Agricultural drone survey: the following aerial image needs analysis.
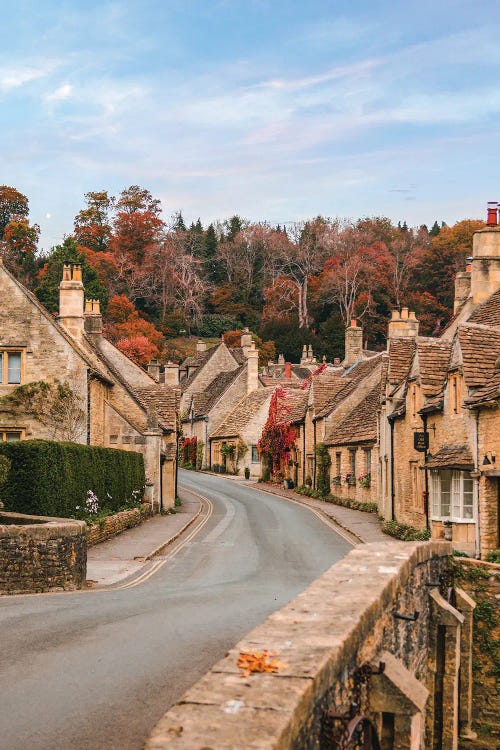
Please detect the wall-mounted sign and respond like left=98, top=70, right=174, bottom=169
left=414, top=432, right=429, bottom=452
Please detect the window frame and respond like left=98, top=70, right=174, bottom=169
left=430, top=469, right=475, bottom=522
left=0, top=348, right=24, bottom=385
left=251, top=445, right=259, bottom=463
left=0, top=428, right=24, bottom=442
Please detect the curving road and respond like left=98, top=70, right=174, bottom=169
left=0, top=471, right=351, bottom=750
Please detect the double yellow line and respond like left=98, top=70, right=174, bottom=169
left=111, top=492, right=214, bottom=591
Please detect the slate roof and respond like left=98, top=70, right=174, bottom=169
left=416, top=338, right=452, bottom=397
left=467, top=288, right=500, bottom=326
left=133, top=386, right=179, bottom=432
left=210, top=388, right=274, bottom=439
left=457, top=324, right=500, bottom=388
left=277, top=388, right=309, bottom=425
left=387, top=338, right=416, bottom=386
left=188, top=369, right=242, bottom=419
left=425, top=445, right=474, bottom=470
left=86, top=335, right=179, bottom=432
left=325, top=384, right=381, bottom=446
left=315, top=353, right=384, bottom=419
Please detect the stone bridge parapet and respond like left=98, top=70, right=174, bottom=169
left=146, top=541, right=475, bottom=749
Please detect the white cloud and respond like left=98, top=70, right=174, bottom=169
left=0, top=60, right=59, bottom=91
left=45, top=83, right=73, bottom=102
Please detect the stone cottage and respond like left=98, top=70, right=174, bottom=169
left=0, top=260, right=178, bottom=510
left=379, top=206, right=500, bottom=557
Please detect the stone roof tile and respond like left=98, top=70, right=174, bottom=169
left=210, top=388, right=274, bottom=439
left=424, top=444, right=474, bottom=470
left=458, top=324, right=500, bottom=388
left=388, top=338, right=416, bottom=386
left=467, top=289, right=500, bottom=326
left=325, top=384, right=381, bottom=446
left=417, top=338, right=452, bottom=396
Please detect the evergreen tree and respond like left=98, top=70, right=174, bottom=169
left=429, top=221, right=441, bottom=237
left=35, top=238, right=109, bottom=314
left=173, top=210, right=186, bottom=231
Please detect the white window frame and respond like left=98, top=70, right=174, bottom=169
left=0, top=349, right=23, bottom=385
left=430, top=469, right=475, bottom=522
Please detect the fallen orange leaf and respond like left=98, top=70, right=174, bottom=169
left=237, top=649, right=287, bottom=677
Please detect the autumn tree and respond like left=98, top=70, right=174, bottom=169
left=74, top=190, right=115, bottom=253
left=2, top=218, right=40, bottom=286
left=0, top=186, right=29, bottom=237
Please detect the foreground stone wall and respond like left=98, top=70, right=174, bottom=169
left=0, top=511, right=87, bottom=594
left=454, top=558, right=500, bottom=749
left=146, top=541, right=468, bottom=750
left=86, top=503, right=153, bottom=547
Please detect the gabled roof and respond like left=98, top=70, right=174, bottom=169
left=133, top=386, right=179, bottom=432
left=311, top=372, right=346, bottom=416
left=416, top=338, right=452, bottom=397
left=467, top=288, right=500, bottom=326
left=325, top=384, right=381, bottom=446
left=457, top=324, right=500, bottom=388
left=188, top=369, right=242, bottom=419
left=179, top=346, right=218, bottom=390
left=387, top=338, right=416, bottom=387
left=210, top=388, right=274, bottom=439
left=277, top=388, right=309, bottom=425
left=464, top=370, right=500, bottom=408
left=315, top=353, right=384, bottom=420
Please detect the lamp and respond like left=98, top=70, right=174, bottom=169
left=482, top=455, right=491, bottom=466
left=482, top=452, right=496, bottom=466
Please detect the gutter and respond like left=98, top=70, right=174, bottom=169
left=421, top=413, right=430, bottom=530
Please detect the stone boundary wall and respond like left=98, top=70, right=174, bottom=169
left=0, top=511, right=87, bottom=594
left=86, top=503, right=153, bottom=547
left=454, top=557, right=500, bottom=749
left=146, top=541, right=452, bottom=750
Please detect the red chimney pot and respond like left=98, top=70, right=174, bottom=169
left=284, top=361, right=292, bottom=379
left=486, top=202, right=498, bottom=227
left=350, top=318, right=357, bottom=327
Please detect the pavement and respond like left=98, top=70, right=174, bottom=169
left=86, top=491, right=202, bottom=586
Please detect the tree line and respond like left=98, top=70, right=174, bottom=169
left=0, top=184, right=484, bottom=364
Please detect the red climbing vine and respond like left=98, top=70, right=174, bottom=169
left=257, top=388, right=296, bottom=479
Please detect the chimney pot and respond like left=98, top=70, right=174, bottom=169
left=63, top=263, right=72, bottom=281
left=284, top=362, right=292, bottom=379
left=72, top=263, right=83, bottom=282
left=350, top=318, right=357, bottom=327
left=391, top=310, right=399, bottom=320
left=408, top=310, right=416, bottom=321
left=85, top=299, right=92, bottom=313
left=401, top=307, right=409, bottom=320
left=486, top=201, right=498, bottom=227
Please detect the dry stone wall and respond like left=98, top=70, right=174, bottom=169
left=86, top=503, right=153, bottom=547
left=0, top=511, right=87, bottom=594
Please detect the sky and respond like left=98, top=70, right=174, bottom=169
left=1, top=0, right=499, bottom=250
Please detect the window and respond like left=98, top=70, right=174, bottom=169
left=349, top=449, right=356, bottom=475
left=364, top=449, right=371, bottom=473
left=431, top=470, right=474, bottom=520
left=0, top=350, right=22, bottom=384
left=335, top=452, right=341, bottom=476
left=449, top=374, right=461, bottom=414
left=0, top=430, right=22, bottom=442
left=251, top=445, right=259, bottom=463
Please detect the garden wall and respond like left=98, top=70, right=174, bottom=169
left=86, top=503, right=153, bottom=547
left=0, top=511, right=87, bottom=594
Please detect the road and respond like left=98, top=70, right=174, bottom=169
left=0, top=471, right=351, bottom=750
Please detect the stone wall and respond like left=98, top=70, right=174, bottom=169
left=86, top=503, right=153, bottom=547
left=454, top=558, right=500, bottom=749
left=146, top=541, right=473, bottom=750
left=0, top=511, right=87, bottom=594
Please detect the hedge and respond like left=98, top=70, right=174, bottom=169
left=0, top=440, right=145, bottom=518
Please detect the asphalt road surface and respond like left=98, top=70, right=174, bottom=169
left=0, top=471, right=351, bottom=750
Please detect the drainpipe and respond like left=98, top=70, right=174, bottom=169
left=174, top=424, right=179, bottom=506
left=422, top=413, right=430, bottom=530
left=209, top=437, right=212, bottom=470
left=474, top=410, right=481, bottom=559
left=302, top=421, right=306, bottom=487
left=204, top=417, right=209, bottom=470
left=313, top=419, right=317, bottom=489
left=389, top=416, right=395, bottom=521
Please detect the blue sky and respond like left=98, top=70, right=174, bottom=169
left=1, top=0, right=499, bottom=250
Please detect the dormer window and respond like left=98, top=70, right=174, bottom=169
left=0, top=350, right=23, bottom=385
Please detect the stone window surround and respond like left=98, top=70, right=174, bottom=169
left=0, top=347, right=24, bottom=385
left=430, top=469, right=475, bottom=522
left=251, top=445, right=259, bottom=463
left=0, top=428, right=24, bottom=442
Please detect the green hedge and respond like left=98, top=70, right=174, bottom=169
left=0, top=440, right=145, bottom=518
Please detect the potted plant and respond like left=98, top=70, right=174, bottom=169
left=345, top=472, right=356, bottom=486
left=305, top=475, right=313, bottom=487
left=331, top=475, right=341, bottom=487
left=443, top=520, right=453, bottom=541
left=244, top=467, right=250, bottom=480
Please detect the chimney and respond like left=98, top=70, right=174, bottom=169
left=240, top=327, right=252, bottom=350
left=84, top=298, right=103, bottom=335
left=147, top=359, right=161, bottom=382
left=387, top=309, right=419, bottom=341
left=307, top=345, right=313, bottom=362
left=196, top=339, right=207, bottom=353
left=343, top=319, right=363, bottom=366
left=59, top=262, right=85, bottom=338
left=454, top=265, right=472, bottom=313
left=471, top=203, right=500, bottom=304
left=246, top=341, right=259, bottom=393
left=284, top=361, right=292, bottom=379
left=300, top=344, right=308, bottom=364
left=164, top=361, right=180, bottom=386
left=277, top=353, right=285, bottom=365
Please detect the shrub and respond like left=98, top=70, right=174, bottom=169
left=315, top=443, right=331, bottom=496
left=382, top=519, right=431, bottom=541
left=0, top=440, right=145, bottom=519
left=485, top=549, right=500, bottom=564
left=0, top=455, right=11, bottom=489
left=196, top=440, right=204, bottom=471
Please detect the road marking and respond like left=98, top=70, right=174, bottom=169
left=111, top=492, right=214, bottom=590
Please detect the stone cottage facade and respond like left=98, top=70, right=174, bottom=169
left=0, top=260, right=178, bottom=510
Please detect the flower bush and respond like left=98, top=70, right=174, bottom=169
left=358, top=472, right=371, bottom=489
